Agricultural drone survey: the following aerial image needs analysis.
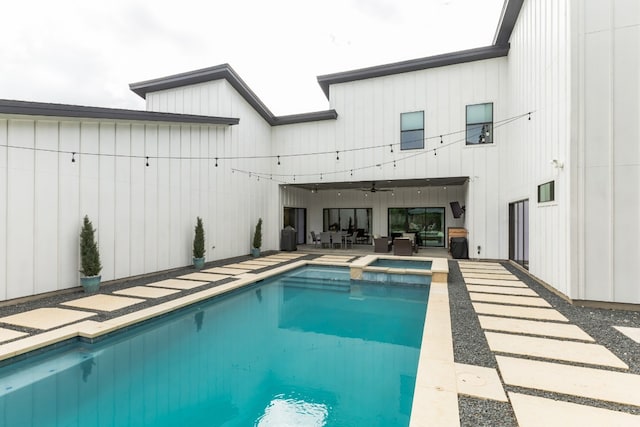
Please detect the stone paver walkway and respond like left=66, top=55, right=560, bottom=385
left=459, top=261, right=640, bottom=427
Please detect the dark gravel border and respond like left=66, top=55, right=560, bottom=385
left=449, top=260, right=640, bottom=426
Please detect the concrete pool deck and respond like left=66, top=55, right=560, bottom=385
left=0, top=253, right=638, bottom=426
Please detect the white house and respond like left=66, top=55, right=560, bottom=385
left=0, top=0, right=638, bottom=306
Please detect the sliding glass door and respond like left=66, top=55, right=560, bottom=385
left=388, top=207, right=445, bottom=247
left=322, top=208, right=372, bottom=243
left=509, top=200, right=529, bottom=269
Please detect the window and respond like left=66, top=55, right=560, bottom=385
left=538, top=181, right=555, bottom=203
left=466, top=103, right=493, bottom=145
left=323, top=208, right=372, bottom=236
left=401, top=111, right=424, bottom=150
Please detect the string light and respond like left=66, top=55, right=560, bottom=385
left=277, top=155, right=280, bottom=165
left=1, top=111, right=533, bottom=174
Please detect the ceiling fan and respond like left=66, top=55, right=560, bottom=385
left=359, top=181, right=393, bottom=193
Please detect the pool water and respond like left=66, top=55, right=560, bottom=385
left=369, top=259, right=433, bottom=270
left=0, top=266, right=429, bottom=427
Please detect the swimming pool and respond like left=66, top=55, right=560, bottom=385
left=0, top=265, right=429, bottom=426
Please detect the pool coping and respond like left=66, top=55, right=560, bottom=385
left=0, top=257, right=457, bottom=426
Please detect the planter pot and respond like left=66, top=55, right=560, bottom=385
left=80, top=275, right=101, bottom=293
left=251, top=248, right=260, bottom=258
left=193, top=257, right=205, bottom=270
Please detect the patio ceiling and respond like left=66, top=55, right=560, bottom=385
left=285, top=176, right=469, bottom=192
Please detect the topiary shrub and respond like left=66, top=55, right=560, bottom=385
left=80, top=215, right=102, bottom=277
left=252, top=218, right=263, bottom=249
left=193, top=217, right=205, bottom=259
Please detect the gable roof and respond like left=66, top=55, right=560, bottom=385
left=0, top=99, right=239, bottom=125
left=316, top=0, right=524, bottom=99
left=317, top=44, right=510, bottom=99
left=129, top=64, right=338, bottom=126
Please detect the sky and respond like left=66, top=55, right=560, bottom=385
left=1, top=0, right=505, bottom=116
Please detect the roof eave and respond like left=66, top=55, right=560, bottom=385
left=317, top=44, right=510, bottom=99
left=493, top=0, right=525, bottom=45
left=0, top=99, right=239, bottom=125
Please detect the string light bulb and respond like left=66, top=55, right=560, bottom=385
left=215, top=157, right=218, bottom=167
left=145, top=156, right=149, bottom=167
left=336, top=151, right=340, bottom=161
left=277, top=155, right=280, bottom=166
left=71, top=152, right=76, bottom=163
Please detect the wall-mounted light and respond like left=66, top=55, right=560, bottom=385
left=551, top=159, right=564, bottom=169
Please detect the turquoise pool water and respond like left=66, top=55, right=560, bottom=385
left=369, top=259, right=433, bottom=270
left=0, top=266, right=429, bottom=426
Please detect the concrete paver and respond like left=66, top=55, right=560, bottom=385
left=62, top=294, right=145, bottom=312
left=508, top=392, right=640, bottom=427
left=0, top=308, right=96, bottom=330
left=478, top=316, right=594, bottom=341
left=497, top=356, right=640, bottom=407
left=466, top=284, right=539, bottom=297
left=485, top=332, right=628, bottom=369
left=472, top=302, right=569, bottom=322
left=469, top=292, right=551, bottom=307
left=463, top=277, right=528, bottom=287
left=454, top=363, right=507, bottom=402
left=114, top=286, right=181, bottom=299
left=177, top=272, right=230, bottom=282
left=0, top=328, right=28, bottom=343
left=614, top=326, right=640, bottom=344
left=147, top=279, right=209, bottom=290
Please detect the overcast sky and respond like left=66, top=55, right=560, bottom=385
left=1, top=0, right=505, bottom=116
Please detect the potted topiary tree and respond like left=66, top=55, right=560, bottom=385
left=79, top=215, right=102, bottom=293
left=251, top=218, right=262, bottom=257
left=193, top=216, right=205, bottom=269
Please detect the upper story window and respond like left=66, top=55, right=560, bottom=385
left=538, top=181, right=555, bottom=203
left=401, top=111, right=424, bottom=150
left=466, top=103, right=493, bottom=145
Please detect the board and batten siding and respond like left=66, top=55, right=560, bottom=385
left=272, top=57, right=508, bottom=258
left=0, top=116, right=276, bottom=301
left=504, top=0, right=572, bottom=297
left=573, top=0, right=640, bottom=303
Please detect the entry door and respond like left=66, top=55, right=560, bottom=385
left=283, top=207, right=307, bottom=244
left=509, top=200, right=529, bottom=269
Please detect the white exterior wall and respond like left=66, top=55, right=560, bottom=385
left=505, top=0, right=573, bottom=296
left=145, top=78, right=280, bottom=257
left=273, top=58, right=508, bottom=257
left=0, top=116, right=275, bottom=300
left=572, top=0, right=640, bottom=303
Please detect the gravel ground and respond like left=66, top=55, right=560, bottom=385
left=449, top=260, right=640, bottom=426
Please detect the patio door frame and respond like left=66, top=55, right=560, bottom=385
left=508, top=199, right=529, bottom=269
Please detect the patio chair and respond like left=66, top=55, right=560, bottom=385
left=374, top=237, right=392, bottom=253
left=393, top=238, right=413, bottom=256
left=320, top=232, right=332, bottom=248
left=344, top=233, right=354, bottom=249
left=310, top=231, right=321, bottom=247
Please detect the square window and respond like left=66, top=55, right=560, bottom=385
left=401, top=111, right=424, bottom=150
left=538, top=181, right=555, bottom=203
left=466, top=103, right=493, bottom=145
